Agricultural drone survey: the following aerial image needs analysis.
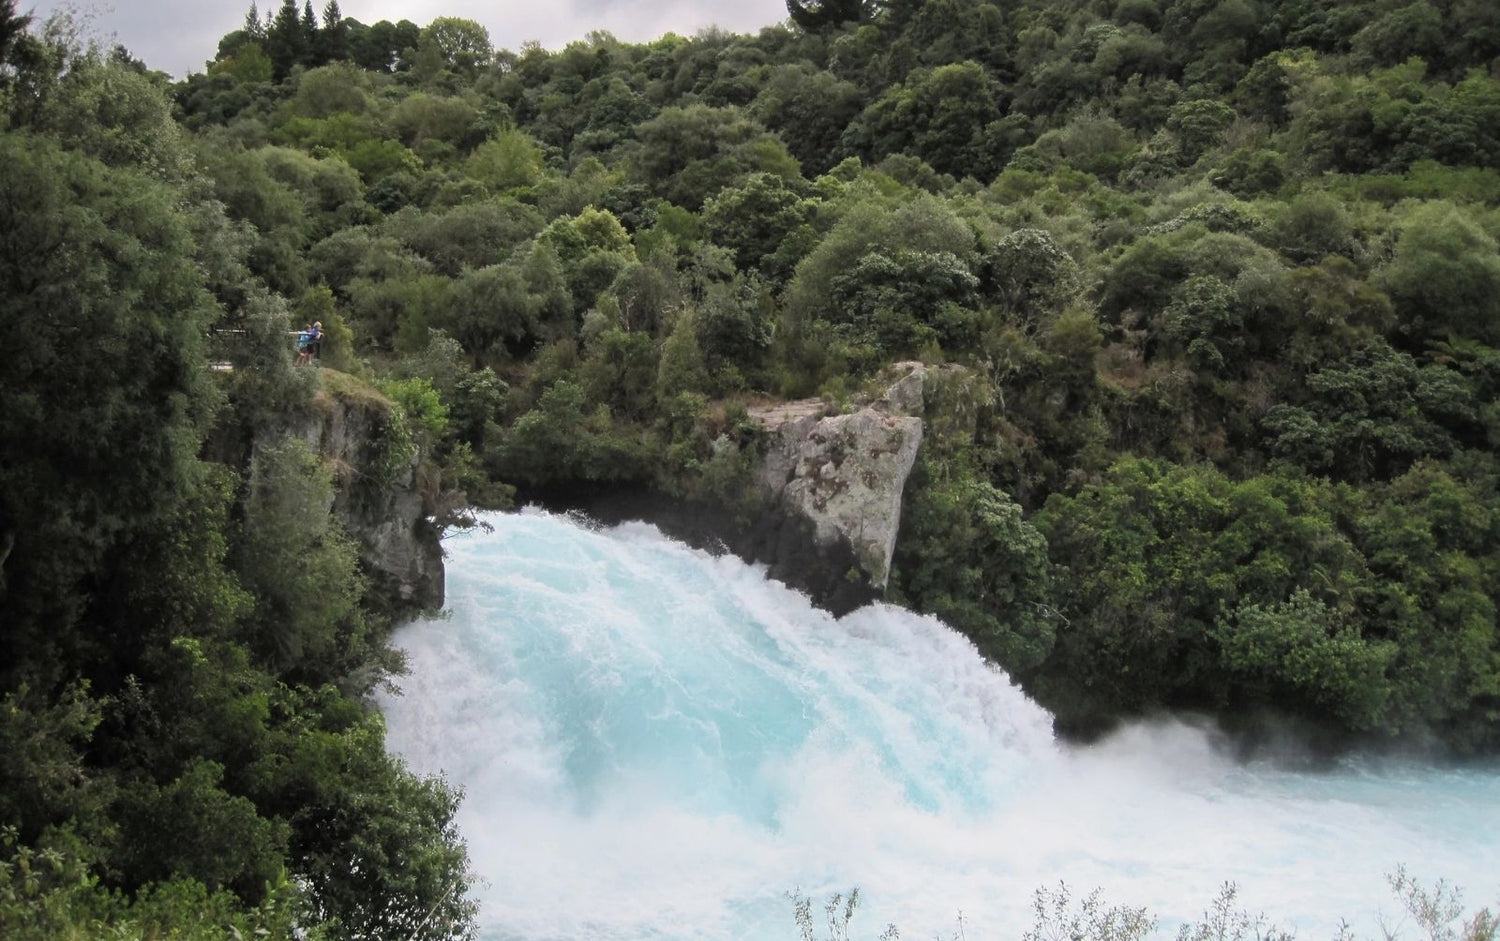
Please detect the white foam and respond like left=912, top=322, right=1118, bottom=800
left=383, top=511, right=1500, bottom=940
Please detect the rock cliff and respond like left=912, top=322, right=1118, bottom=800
left=750, top=364, right=927, bottom=591
left=286, top=372, right=444, bottom=611
left=559, top=363, right=931, bottom=614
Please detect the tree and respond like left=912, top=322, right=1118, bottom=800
left=450, top=366, right=508, bottom=450
left=0, top=682, right=104, bottom=845
left=1160, top=275, right=1242, bottom=374
left=751, top=64, right=864, bottom=176
left=266, top=0, right=306, bottom=79
left=1277, top=257, right=1393, bottom=372
left=213, top=41, right=273, bottom=83
left=828, top=247, right=981, bottom=358
left=1034, top=460, right=1370, bottom=728
left=317, top=0, right=346, bottom=63
left=1236, top=49, right=1314, bottom=127
left=1351, top=0, right=1445, bottom=69
left=419, top=16, right=491, bottom=76
left=291, top=60, right=370, bottom=118
left=300, top=0, right=318, bottom=57
left=580, top=328, right=657, bottom=419
left=842, top=61, right=1005, bottom=178
left=1270, top=192, right=1354, bottom=265
left=112, top=760, right=289, bottom=900
left=0, top=0, right=32, bottom=73
left=604, top=256, right=680, bottom=337
left=1167, top=98, right=1237, bottom=163
left=241, top=1, right=264, bottom=43
left=1378, top=202, right=1500, bottom=346
left=696, top=275, right=773, bottom=378
left=1262, top=342, right=1470, bottom=482
left=234, top=437, right=366, bottom=676
left=703, top=171, right=814, bottom=275
left=632, top=103, right=789, bottom=208
left=443, top=264, right=536, bottom=358
left=402, top=200, right=546, bottom=277
left=984, top=228, right=1079, bottom=331
left=0, top=132, right=220, bottom=678
left=388, top=92, right=480, bottom=150
left=466, top=127, right=546, bottom=192
left=289, top=740, right=477, bottom=940
left=786, top=0, right=869, bottom=31
left=30, top=55, right=196, bottom=181
left=539, top=207, right=637, bottom=314
left=1346, top=465, right=1500, bottom=749
left=522, top=242, right=574, bottom=341
left=893, top=469, right=1057, bottom=674
left=1099, top=233, right=1190, bottom=321
left=348, top=18, right=420, bottom=72
left=1215, top=591, right=1396, bottom=730
left=1452, top=0, right=1500, bottom=68
left=346, top=272, right=451, bottom=352
left=656, top=309, right=710, bottom=400
left=499, top=380, right=648, bottom=484
left=0, top=24, right=486, bottom=934
left=786, top=194, right=977, bottom=328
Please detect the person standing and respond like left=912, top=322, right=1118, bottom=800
left=306, top=321, right=323, bottom=364
left=294, top=323, right=312, bottom=365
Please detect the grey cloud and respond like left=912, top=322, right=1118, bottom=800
left=29, top=0, right=236, bottom=75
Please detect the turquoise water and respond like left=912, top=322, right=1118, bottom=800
left=382, top=510, right=1500, bottom=940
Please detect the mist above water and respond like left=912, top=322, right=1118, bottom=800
left=382, top=510, right=1500, bottom=940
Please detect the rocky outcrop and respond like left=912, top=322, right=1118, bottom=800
left=534, top=364, right=933, bottom=615
left=750, top=370, right=926, bottom=590
left=286, top=374, right=443, bottom=611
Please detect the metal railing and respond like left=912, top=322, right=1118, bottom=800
left=207, top=328, right=247, bottom=371
left=204, top=328, right=323, bottom=370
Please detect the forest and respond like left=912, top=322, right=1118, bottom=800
left=2, top=0, right=1500, bottom=935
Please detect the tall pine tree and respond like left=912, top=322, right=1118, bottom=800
left=266, top=0, right=304, bottom=78
left=242, top=1, right=264, bottom=42
left=317, top=0, right=346, bottom=64
left=300, top=0, right=318, bottom=63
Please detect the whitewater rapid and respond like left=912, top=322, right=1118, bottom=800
left=381, top=510, right=1500, bottom=940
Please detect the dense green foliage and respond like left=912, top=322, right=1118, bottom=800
left=0, top=20, right=472, bottom=939
left=167, top=0, right=1500, bottom=753
left=5, top=0, right=1500, bottom=927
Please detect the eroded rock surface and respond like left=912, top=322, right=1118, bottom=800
left=535, top=365, right=933, bottom=614
left=752, top=363, right=927, bottom=589
left=287, top=375, right=443, bottom=611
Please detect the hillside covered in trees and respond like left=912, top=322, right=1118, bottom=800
left=4, top=0, right=1500, bottom=934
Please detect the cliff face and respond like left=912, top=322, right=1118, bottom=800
left=559, top=364, right=931, bottom=615
left=284, top=374, right=444, bottom=611
left=751, top=367, right=926, bottom=591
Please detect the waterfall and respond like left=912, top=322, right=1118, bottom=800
left=383, top=509, right=1500, bottom=940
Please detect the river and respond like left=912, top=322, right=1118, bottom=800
left=382, top=509, right=1500, bottom=940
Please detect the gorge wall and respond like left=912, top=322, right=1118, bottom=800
left=281, top=372, right=444, bottom=612
left=550, top=363, right=935, bottom=615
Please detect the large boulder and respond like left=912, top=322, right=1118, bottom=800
left=750, top=361, right=928, bottom=592
left=536, top=364, right=933, bottom=615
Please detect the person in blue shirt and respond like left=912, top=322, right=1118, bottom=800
left=296, top=321, right=322, bottom=366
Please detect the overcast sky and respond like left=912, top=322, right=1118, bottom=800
left=24, top=0, right=792, bottom=78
